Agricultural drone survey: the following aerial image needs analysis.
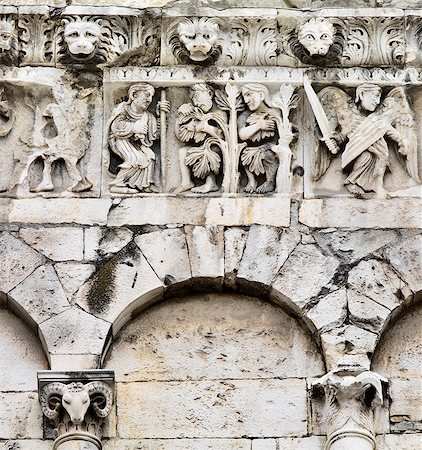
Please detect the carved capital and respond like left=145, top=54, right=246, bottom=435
left=38, top=371, right=114, bottom=450
left=313, top=368, right=387, bottom=450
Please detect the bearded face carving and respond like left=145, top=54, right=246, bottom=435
left=0, top=19, right=15, bottom=51
left=64, top=20, right=102, bottom=60
left=170, top=17, right=222, bottom=65
left=298, top=18, right=335, bottom=56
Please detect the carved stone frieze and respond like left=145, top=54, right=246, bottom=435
left=0, top=15, right=18, bottom=66
left=38, top=371, right=114, bottom=450
left=313, top=369, right=387, bottom=450
left=304, top=76, right=421, bottom=199
left=104, top=68, right=300, bottom=195
left=0, top=68, right=101, bottom=198
left=19, top=14, right=54, bottom=66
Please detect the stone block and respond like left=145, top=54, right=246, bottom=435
left=321, top=325, right=378, bottom=370
left=272, top=244, right=339, bottom=309
left=0, top=232, right=44, bottom=293
left=0, top=199, right=111, bottom=225
left=105, top=293, right=325, bottom=383
left=224, top=227, right=248, bottom=284
left=0, top=441, right=50, bottom=450
left=237, top=226, right=300, bottom=285
left=107, top=197, right=290, bottom=227
left=117, top=378, right=308, bottom=439
left=299, top=199, right=422, bottom=229
left=389, top=378, right=422, bottom=424
left=252, top=439, right=277, bottom=450
left=185, top=225, right=224, bottom=279
left=384, top=234, right=422, bottom=293
left=76, top=245, right=164, bottom=332
left=0, top=309, right=48, bottom=391
left=307, top=289, right=347, bottom=331
left=276, top=437, right=325, bottom=449
left=39, top=307, right=110, bottom=356
left=19, top=227, right=84, bottom=262
left=9, top=265, right=70, bottom=324
left=84, top=227, right=134, bottom=261
left=313, top=229, right=398, bottom=263
left=376, top=434, right=422, bottom=450
left=55, top=262, right=96, bottom=302
left=104, top=439, right=252, bottom=450
left=49, top=354, right=100, bottom=371
left=347, top=260, right=403, bottom=311
left=0, top=392, right=43, bottom=439
left=135, top=228, right=191, bottom=284
left=347, top=290, right=390, bottom=333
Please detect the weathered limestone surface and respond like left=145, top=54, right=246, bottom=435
left=0, top=231, right=44, bottom=293
left=105, top=293, right=325, bottom=382
left=0, top=308, right=48, bottom=391
left=117, top=378, right=308, bottom=439
left=0, top=392, right=43, bottom=439
left=19, top=227, right=84, bottom=261
left=0, top=0, right=420, bottom=448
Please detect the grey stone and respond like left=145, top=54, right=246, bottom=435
left=0, top=232, right=44, bottom=293
left=9, top=265, right=70, bottom=323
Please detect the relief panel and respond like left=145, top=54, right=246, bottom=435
left=303, top=68, right=422, bottom=199
left=103, top=67, right=302, bottom=197
left=0, top=68, right=102, bottom=198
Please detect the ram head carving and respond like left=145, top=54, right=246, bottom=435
left=40, top=381, right=113, bottom=425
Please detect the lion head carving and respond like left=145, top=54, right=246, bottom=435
left=169, top=17, right=222, bottom=65
left=58, top=16, right=122, bottom=65
left=298, top=18, right=335, bottom=56
left=289, top=17, right=344, bottom=66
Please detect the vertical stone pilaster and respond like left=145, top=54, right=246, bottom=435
left=37, top=371, right=114, bottom=450
left=313, top=368, right=387, bottom=450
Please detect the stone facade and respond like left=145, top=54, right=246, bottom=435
left=0, top=0, right=421, bottom=449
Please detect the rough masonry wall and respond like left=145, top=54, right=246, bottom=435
left=0, top=0, right=421, bottom=449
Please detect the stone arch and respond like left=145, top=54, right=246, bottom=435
left=371, top=296, right=422, bottom=434
left=103, top=289, right=326, bottom=443
left=0, top=297, right=49, bottom=441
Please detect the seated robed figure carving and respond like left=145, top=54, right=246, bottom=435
left=107, top=83, right=169, bottom=194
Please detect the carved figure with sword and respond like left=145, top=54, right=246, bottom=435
left=303, top=76, right=420, bottom=198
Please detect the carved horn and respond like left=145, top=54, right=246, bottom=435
left=40, top=382, right=67, bottom=420
left=84, top=381, right=113, bottom=418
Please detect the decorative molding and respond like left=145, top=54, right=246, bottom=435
left=313, top=368, right=387, bottom=450
left=38, top=371, right=114, bottom=450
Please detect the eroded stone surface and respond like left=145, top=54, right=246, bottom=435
left=117, top=378, right=307, bottom=439
left=272, top=244, right=339, bottom=308
left=39, top=307, right=110, bottom=355
left=0, top=392, right=43, bottom=439
left=384, top=234, right=422, bottom=293
left=307, top=289, right=347, bottom=331
left=105, top=293, right=325, bottom=383
left=0, top=232, right=44, bottom=293
left=9, top=264, right=70, bottom=323
left=104, top=439, right=252, bottom=450
left=0, top=309, right=48, bottom=391
left=135, top=228, right=191, bottom=284
left=55, top=262, right=96, bottom=302
left=19, top=227, right=84, bottom=261
left=185, top=225, right=224, bottom=279
left=237, top=226, right=300, bottom=285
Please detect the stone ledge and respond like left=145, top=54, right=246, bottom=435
left=0, top=199, right=112, bottom=225
left=107, top=196, right=291, bottom=226
left=299, top=198, right=422, bottom=229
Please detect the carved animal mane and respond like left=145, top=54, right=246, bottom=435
left=168, top=17, right=223, bottom=66
left=289, top=22, right=345, bottom=66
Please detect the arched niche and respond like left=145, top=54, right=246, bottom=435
left=372, top=300, right=422, bottom=432
left=0, top=301, right=49, bottom=441
left=104, top=292, right=325, bottom=441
